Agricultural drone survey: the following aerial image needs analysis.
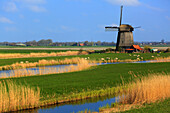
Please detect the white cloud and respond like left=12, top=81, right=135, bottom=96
left=29, top=5, right=47, bottom=12
left=166, top=16, right=170, bottom=21
left=14, top=0, right=46, bottom=4
left=12, top=0, right=47, bottom=13
left=5, top=27, right=17, bottom=32
left=65, top=0, right=90, bottom=2
left=19, top=14, right=24, bottom=19
left=98, top=24, right=118, bottom=29
left=105, top=0, right=141, bottom=6
left=33, top=19, right=40, bottom=22
left=3, top=2, right=18, bottom=12
left=138, top=28, right=144, bottom=31
left=0, top=17, right=13, bottom=24
left=61, top=25, right=76, bottom=32
left=144, top=4, right=164, bottom=12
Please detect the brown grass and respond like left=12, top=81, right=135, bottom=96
left=0, top=51, right=88, bottom=59
left=0, top=57, right=96, bottom=71
left=0, top=58, right=95, bottom=78
left=152, top=56, right=170, bottom=62
left=0, top=80, right=40, bottom=112
left=100, top=73, right=170, bottom=113
left=120, top=73, right=170, bottom=104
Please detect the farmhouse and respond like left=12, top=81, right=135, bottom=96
left=125, top=45, right=143, bottom=53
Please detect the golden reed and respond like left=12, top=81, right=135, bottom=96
left=0, top=57, right=96, bottom=71
left=0, top=80, right=40, bottom=112
left=0, top=51, right=88, bottom=59
left=0, top=58, right=95, bottom=78
left=120, top=73, right=170, bottom=104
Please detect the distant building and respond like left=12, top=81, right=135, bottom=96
left=125, top=45, right=143, bottom=53
left=15, top=43, right=26, bottom=46
left=79, top=43, right=84, bottom=46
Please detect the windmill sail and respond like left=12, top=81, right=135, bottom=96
left=105, top=5, right=138, bottom=51
left=119, top=6, right=123, bottom=26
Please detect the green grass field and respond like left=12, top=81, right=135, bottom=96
left=0, top=53, right=169, bottom=66
left=0, top=51, right=169, bottom=112
left=0, top=49, right=69, bottom=53
left=0, top=46, right=115, bottom=48
left=1, top=62, right=169, bottom=100
left=0, top=53, right=170, bottom=66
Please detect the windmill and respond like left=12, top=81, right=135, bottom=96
left=105, top=6, right=140, bottom=51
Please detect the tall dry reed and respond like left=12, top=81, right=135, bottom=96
left=0, top=58, right=94, bottom=78
left=0, top=80, right=40, bottom=112
left=0, top=51, right=88, bottom=59
left=0, top=57, right=96, bottom=71
left=152, top=56, right=170, bottom=62
left=99, top=73, right=170, bottom=113
left=120, top=73, right=170, bottom=104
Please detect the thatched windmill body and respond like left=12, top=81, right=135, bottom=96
left=105, top=6, right=139, bottom=51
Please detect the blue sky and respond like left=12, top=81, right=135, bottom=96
left=0, top=0, right=169, bottom=42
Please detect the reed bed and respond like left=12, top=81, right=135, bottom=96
left=98, top=56, right=170, bottom=64
left=120, top=73, right=170, bottom=104
left=152, top=56, right=170, bottom=62
left=0, top=57, right=96, bottom=71
left=0, top=51, right=88, bottom=59
left=0, top=58, right=94, bottom=78
left=100, top=73, right=170, bottom=113
left=0, top=80, right=40, bottom=112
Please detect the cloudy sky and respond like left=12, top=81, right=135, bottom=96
left=0, top=0, right=169, bottom=42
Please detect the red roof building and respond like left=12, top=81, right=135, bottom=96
left=125, top=45, right=143, bottom=53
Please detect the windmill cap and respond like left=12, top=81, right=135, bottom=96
left=119, top=24, right=134, bottom=31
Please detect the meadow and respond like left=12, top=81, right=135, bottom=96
left=0, top=49, right=169, bottom=112
left=1, top=63, right=169, bottom=100
left=0, top=52, right=169, bottom=66
left=0, top=49, right=68, bottom=53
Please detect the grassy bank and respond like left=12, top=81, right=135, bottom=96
left=120, top=98, right=170, bottom=113
left=0, top=53, right=169, bottom=66
left=1, top=62, right=169, bottom=101
left=0, top=58, right=94, bottom=78
left=0, top=51, right=88, bottom=59
left=99, top=73, right=170, bottom=113
left=0, top=62, right=169, bottom=112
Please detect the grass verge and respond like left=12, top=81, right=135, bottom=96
left=0, top=53, right=169, bottom=67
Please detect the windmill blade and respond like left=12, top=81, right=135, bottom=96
left=134, top=26, right=141, bottom=29
left=120, top=5, right=123, bottom=26
left=105, top=26, right=119, bottom=31
left=105, top=26, right=119, bottom=29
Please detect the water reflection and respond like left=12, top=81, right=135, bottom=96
left=0, top=60, right=153, bottom=78
left=14, top=95, right=117, bottom=113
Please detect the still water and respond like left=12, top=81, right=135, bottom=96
left=15, top=96, right=118, bottom=113
left=1, top=60, right=154, bottom=113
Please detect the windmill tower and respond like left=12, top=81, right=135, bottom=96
left=105, top=6, right=140, bottom=51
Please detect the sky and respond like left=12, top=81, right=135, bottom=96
left=0, top=0, right=170, bottom=42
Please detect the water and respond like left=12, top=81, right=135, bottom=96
left=0, top=64, right=76, bottom=77
left=0, top=60, right=159, bottom=113
left=15, top=96, right=118, bottom=113
left=0, top=60, right=153, bottom=77
left=39, top=96, right=117, bottom=113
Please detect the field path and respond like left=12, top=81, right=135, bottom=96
left=0, top=47, right=169, bottom=50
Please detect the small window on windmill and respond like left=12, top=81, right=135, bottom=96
left=122, top=41, right=123, bottom=43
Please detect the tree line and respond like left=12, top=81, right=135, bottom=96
left=0, top=39, right=116, bottom=46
